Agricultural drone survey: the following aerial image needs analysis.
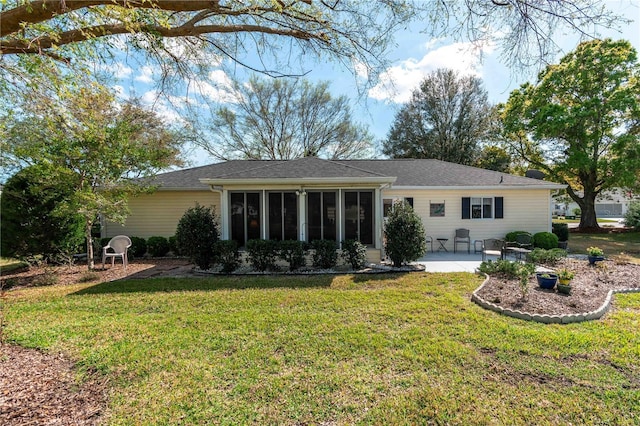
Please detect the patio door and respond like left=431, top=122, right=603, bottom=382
left=230, top=192, right=261, bottom=246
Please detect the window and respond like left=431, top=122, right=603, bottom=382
left=462, top=197, right=504, bottom=219
left=230, top=192, right=261, bottom=246
left=344, top=191, right=373, bottom=245
left=308, top=191, right=337, bottom=241
left=430, top=202, right=445, bottom=217
left=268, top=192, right=298, bottom=241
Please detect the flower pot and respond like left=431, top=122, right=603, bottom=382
left=588, top=255, right=604, bottom=265
left=557, top=283, right=571, bottom=294
left=536, top=273, right=558, bottom=289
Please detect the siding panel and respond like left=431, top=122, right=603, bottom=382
left=104, top=191, right=220, bottom=238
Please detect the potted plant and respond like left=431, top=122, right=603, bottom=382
left=556, top=269, right=574, bottom=294
left=586, top=246, right=604, bottom=265
left=536, top=272, right=558, bottom=289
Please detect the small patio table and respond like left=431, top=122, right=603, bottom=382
left=436, top=238, right=448, bottom=252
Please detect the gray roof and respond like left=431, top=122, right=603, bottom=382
left=149, top=157, right=564, bottom=190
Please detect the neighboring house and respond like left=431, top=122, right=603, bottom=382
left=553, top=188, right=639, bottom=218
left=104, top=157, right=565, bottom=261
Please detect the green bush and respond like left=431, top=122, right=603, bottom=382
left=147, top=236, right=170, bottom=257
left=526, top=248, right=567, bottom=265
left=0, top=165, right=85, bottom=263
left=624, top=201, right=640, bottom=230
left=168, top=236, right=180, bottom=255
left=341, top=239, right=367, bottom=270
left=552, top=222, right=569, bottom=242
left=246, top=239, right=279, bottom=272
left=215, top=240, right=241, bottom=273
left=311, top=239, right=338, bottom=269
left=384, top=201, right=426, bottom=267
left=175, top=204, right=220, bottom=270
left=573, top=207, right=581, bottom=216
left=279, top=240, right=307, bottom=271
left=533, top=232, right=559, bottom=250
left=505, top=231, right=530, bottom=243
left=130, top=237, right=148, bottom=258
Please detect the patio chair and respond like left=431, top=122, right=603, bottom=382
left=425, top=235, right=433, bottom=252
left=514, top=232, right=533, bottom=250
left=481, top=238, right=506, bottom=261
left=102, top=235, right=132, bottom=270
left=453, top=228, right=470, bottom=253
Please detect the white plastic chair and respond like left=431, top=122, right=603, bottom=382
left=102, top=235, right=132, bottom=270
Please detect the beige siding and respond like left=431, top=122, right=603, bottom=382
left=104, top=190, right=220, bottom=238
left=382, top=188, right=552, bottom=252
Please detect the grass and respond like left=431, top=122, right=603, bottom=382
left=4, top=273, right=640, bottom=425
left=0, top=257, right=28, bottom=274
left=568, top=231, right=640, bottom=264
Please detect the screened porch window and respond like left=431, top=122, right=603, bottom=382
left=230, top=192, right=261, bottom=246
left=307, top=191, right=337, bottom=242
left=268, top=192, right=298, bottom=240
left=344, top=191, right=373, bottom=245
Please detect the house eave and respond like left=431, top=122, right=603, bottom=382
left=390, top=184, right=567, bottom=191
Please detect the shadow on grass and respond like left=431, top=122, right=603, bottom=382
left=71, top=274, right=341, bottom=295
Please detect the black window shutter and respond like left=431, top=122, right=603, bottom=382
left=462, top=197, right=470, bottom=219
left=495, top=197, right=504, bottom=219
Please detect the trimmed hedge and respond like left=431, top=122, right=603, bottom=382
left=279, top=240, right=307, bottom=271
left=311, top=239, right=338, bottom=269
left=147, top=236, right=170, bottom=257
left=246, top=239, right=279, bottom=271
left=215, top=240, right=241, bottom=273
left=533, top=232, right=559, bottom=250
left=341, top=239, right=367, bottom=270
left=552, top=222, right=569, bottom=242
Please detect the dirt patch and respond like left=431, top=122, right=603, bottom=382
left=475, top=258, right=640, bottom=315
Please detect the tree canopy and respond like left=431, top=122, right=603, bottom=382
left=1, top=83, right=184, bottom=267
left=0, top=1, right=627, bottom=89
left=382, top=69, right=495, bottom=165
left=500, top=38, right=640, bottom=230
left=193, top=75, right=373, bottom=160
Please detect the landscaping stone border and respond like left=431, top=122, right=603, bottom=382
left=471, top=274, right=640, bottom=324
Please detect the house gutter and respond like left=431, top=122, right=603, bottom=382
left=199, top=177, right=397, bottom=186
left=391, top=184, right=567, bottom=191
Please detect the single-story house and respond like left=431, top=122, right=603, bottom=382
left=104, top=157, right=566, bottom=261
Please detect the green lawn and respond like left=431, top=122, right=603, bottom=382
left=568, top=231, right=640, bottom=264
left=5, top=273, right=639, bottom=425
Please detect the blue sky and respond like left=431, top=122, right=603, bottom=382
left=108, top=1, right=640, bottom=168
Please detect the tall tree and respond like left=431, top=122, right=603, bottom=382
left=1, top=84, right=184, bottom=268
left=193, top=76, right=373, bottom=160
left=383, top=69, right=494, bottom=165
left=501, top=39, right=640, bottom=230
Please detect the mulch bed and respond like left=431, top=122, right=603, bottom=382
left=475, top=258, right=640, bottom=315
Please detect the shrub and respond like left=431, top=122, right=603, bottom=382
left=311, top=239, right=338, bottom=269
left=552, top=222, right=569, bottom=242
left=175, top=204, right=220, bottom=270
left=246, top=239, right=279, bottom=272
left=147, top=236, right=170, bottom=257
left=168, top=236, right=180, bottom=256
left=384, top=201, right=426, bottom=267
left=215, top=240, right=241, bottom=273
left=130, top=237, right=148, bottom=258
left=505, top=231, right=530, bottom=243
left=526, top=248, right=567, bottom=265
left=279, top=240, right=307, bottom=271
left=341, top=239, right=367, bottom=270
left=533, top=232, right=559, bottom=249
left=624, top=201, right=640, bottom=230
left=573, top=207, right=581, bottom=216
left=478, top=260, right=535, bottom=299
left=0, top=165, right=85, bottom=263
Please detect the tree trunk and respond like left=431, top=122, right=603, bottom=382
left=578, top=190, right=600, bottom=230
left=86, top=222, right=95, bottom=270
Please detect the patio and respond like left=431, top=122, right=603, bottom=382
left=416, top=250, right=500, bottom=273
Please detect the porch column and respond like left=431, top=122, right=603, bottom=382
left=220, top=188, right=229, bottom=240
left=262, top=189, right=267, bottom=239
left=298, top=190, right=306, bottom=241
left=374, top=187, right=382, bottom=249
left=337, top=188, right=343, bottom=244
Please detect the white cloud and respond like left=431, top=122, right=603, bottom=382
left=101, top=62, right=133, bottom=79
left=369, top=40, right=495, bottom=103
left=192, top=70, right=241, bottom=104
left=135, top=65, right=155, bottom=84
left=139, top=90, right=184, bottom=124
